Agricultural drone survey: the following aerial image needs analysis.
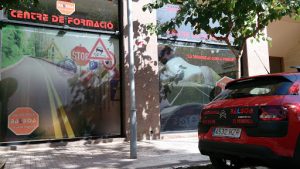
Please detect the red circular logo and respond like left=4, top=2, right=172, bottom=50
left=71, top=45, right=90, bottom=66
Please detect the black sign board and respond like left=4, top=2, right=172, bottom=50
left=1, top=0, right=119, bottom=32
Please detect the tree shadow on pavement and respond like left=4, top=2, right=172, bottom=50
left=1, top=141, right=206, bottom=169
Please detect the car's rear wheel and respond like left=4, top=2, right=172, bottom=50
left=209, top=155, right=242, bottom=169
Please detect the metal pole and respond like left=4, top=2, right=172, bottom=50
left=0, top=9, right=2, bottom=80
left=127, top=0, right=137, bottom=159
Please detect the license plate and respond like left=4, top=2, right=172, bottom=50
left=213, top=127, right=241, bottom=138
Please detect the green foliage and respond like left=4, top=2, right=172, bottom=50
left=1, top=25, right=39, bottom=68
left=2, top=25, right=27, bottom=68
left=143, top=0, right=300, bottom=52
left=24, top=35, right=35, bottom=55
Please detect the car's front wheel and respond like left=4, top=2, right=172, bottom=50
left=209, top=155, right=242, bottom=169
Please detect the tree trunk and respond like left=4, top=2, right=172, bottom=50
left=236, top=52, right=242, bottom=79
left=235, top=44, right=246, bottom=79
left=223, top=39, right=245, bottom=80
left=228, top=48, right=243, bottom=79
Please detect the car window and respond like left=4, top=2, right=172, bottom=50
left=250, top=88, right=271, bottom=95
left=213, top=76, right=293, bottom=101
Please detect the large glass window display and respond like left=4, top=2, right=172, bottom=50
left=157, top=3, right=237, bottom=132
left=0, top=25, right=121, bottom=142
left=159, top=41, right=236, bottom=131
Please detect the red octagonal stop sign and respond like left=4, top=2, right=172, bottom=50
left=71, top=45, right=90, bottom=66
left=8, top=107, right=39, bottom=136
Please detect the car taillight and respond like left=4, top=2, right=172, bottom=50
left=289, top=83, right=300, bottom=95
left=259, top=106, right=287, bottom=121
left=283, top=103, right=300, bottom=121
left=283, top=103, right=300, bottom=113
left=200, top=110, right=217, bottom=125
left=200, top=109, right=217, bottom=121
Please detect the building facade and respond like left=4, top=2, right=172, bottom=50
left=267, top=17, right=300, bottom=73
left=0, top=0, right=274, bottom=144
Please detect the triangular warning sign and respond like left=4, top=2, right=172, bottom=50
left=88, top=37, right=112, bottom=60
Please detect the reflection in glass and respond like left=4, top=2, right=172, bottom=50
left=159, top=42, right=236, bottom=132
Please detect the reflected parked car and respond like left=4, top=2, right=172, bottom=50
left=198, top=72, right=300, bottom=168
left=161, top=103, right=203, bottom=131
left=57, top=59, right=77, bottom=73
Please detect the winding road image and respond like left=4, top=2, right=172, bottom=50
left=0, top=56, right=104, bottom=142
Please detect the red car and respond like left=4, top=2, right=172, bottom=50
left=199, top=72, right=300, bottom=169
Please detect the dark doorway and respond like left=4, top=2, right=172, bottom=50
left=269, top=56, right=284, bottom=73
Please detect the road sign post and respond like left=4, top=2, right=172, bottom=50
left=127, top=0, right=137, bottom=159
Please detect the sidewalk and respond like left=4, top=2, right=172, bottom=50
left=0, top=133, right=210, bottom=169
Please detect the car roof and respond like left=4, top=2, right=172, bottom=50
left=225, top=72, right=300, bottom=89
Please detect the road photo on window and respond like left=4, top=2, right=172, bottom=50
left=0, top=25, right=121, bottom=142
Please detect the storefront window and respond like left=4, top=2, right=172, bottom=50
left=157, top=4, right=237, bottom=131
left=159, top=42, right=236, bottom=131
left=0, top=25, right=121, bottom=142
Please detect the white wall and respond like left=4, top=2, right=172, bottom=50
left=284, top=43, right=300, bottom=72
left=245, top=28, right=270, bottom=76
left=268, top=17, right=300, bottom=72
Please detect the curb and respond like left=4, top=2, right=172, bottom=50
left=0, top=137, right=126, bottom=151
left=0, top=131, right=198, bottom=151
left=160, top=131, right=198, bottom=140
